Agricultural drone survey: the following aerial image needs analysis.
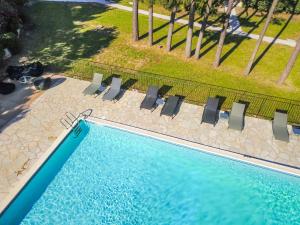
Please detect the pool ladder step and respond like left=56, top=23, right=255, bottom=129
left=60, top=109, right=93, bottom=130
left=60, top=112, right=77, bottom=129
left=73, top=123, right=82, bottom=138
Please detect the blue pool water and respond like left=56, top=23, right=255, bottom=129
left=1, top=121, right=300, bottom=224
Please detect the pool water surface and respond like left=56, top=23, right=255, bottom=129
left=1, top=121, right=300, bottom=224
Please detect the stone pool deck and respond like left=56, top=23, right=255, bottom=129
left=0, top=76, right=300, bottom=206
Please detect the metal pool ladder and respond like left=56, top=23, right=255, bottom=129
left=60, top=109, right=93, bottom=132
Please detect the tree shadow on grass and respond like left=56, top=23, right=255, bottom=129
left=140, top=12, right=189, bottom=42
left=218, top=12, right=267, bottom=65
left=193, top=30, right=219, bottom=58
left=238, top=8, right=259, bottom=21
left=154, top=20, right=190, bottom=46
left=250, top=0, right=298, bottom=72
left=163, top=16, right=201, bottom=50
left=23, top=2, right=118, bottom=73
left=206, top=12, right=225, bottom=27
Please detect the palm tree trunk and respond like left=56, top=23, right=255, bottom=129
left=195, top=0, right=213, bottom=59
left=166, top=6, right=177, bottom=52
left=148, top=4, right=153, bottom=46
left=213, top=0, right=234, bottom=67
left=132, top=0, right=139, bottom=41
left=244, top=0, right=279, bottom=75
left=185, top=0, right=196, bottom=58
left=277, top=36, right=300, bottom=85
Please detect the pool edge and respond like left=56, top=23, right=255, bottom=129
left=88, top=117, right=300, bottom=177
left=0, top=127, right=73, bottom=215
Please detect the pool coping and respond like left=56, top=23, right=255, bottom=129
left=0, top=128, right=71, bottom=214
left=88, top=118, right=300, bottom=177
left=1, top=117, right=300, bottom=215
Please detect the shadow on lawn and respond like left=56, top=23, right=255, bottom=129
left=139, top=12, right=189, bottom=44
left=22, top=2, right=118, bottom=73
left=218, top=13, right=267, bottom=65
left=250, top=0, right=299, bottom=72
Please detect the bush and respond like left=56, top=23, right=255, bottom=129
left=13, top=0, right=28, bottom=5
left=0, top=32, right=21, bottom=54
left=242, top=0, right=300, bottom=14
left=277, top=0, right=300, bottom=14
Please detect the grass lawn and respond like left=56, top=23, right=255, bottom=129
left=24, top=2, right=300, bottom=98
left=119, top=0, right=300, bottom=40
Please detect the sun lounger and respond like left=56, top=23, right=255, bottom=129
left=102, top=77, right=122, bottom=101
left=201, top=97, right=219, bottom=126
left=160, top=96, right=180, bottom=118
left=272, top=111, right=289, bottom=142
left=228, top=102, right=246, bottom=131
left=83, top=73, right=103, bottom=95
left=140, top=86, right=159, bottom=110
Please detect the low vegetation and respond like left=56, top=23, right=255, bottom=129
left=23, top=3, right=300, bottom=98
left=0, top=0, right=27, bottom=64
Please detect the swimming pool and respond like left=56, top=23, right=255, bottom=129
left=1, top=120, right=300, bottom=224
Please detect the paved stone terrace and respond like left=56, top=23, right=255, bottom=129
left=0, top=76, right=299, bottom=205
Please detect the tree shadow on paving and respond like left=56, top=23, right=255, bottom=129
left=22, top=2, right=118, bottom=73
left=250, top=0, right=298, bottom=72
left=0, top=76, right=67, bottom=132
left=0, top=83, right=33, bottom=132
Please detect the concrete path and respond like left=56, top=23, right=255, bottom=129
left=227, top=5, right=243, bottom=33
left=39, top=0, right=297, bottom=47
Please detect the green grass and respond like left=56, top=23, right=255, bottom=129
left=118, top=0, right=300, bottom=40
left=22, top=2, right=300, bottom=122
left=238, top=10, right=300, bottom=40
left=25, top=3, right=300, bottom=91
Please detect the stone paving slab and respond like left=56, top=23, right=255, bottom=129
left=0, top=76, right=299, bottom=205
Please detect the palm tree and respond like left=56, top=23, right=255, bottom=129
left=148, top=0, right=155, bottom=46
left=166, top=4, right=178, bottom=51
left=161, top=0, right=181, bottom=51
left=132, top=0, right=139, bottom=41
left=185, top=0, right=196, bottom=58
left=195, top=0, right=213, bottom=59
left=244, top=0, right=279, bottom=75
left=277, top=36, right=300, bottom=85
left=213, top=0, right=234, bottom=68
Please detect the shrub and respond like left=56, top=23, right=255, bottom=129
left=242, top=0, right=300, bottom=14
left=0, top=32, right=21, bottom=54
left=12, top=0, right=28, bottom=6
